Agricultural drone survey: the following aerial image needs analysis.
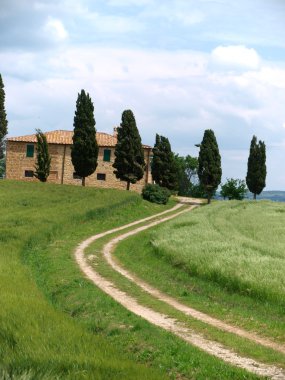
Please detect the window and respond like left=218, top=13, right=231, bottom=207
left=73, top=172, right=82, bottom=180
left=26, top=144, right=34, bottom=158
left=24, top=170, right=34, bottom=178
left=103, top=149, right=111, bottom=162
left=97, top=173, right=106, bottom=181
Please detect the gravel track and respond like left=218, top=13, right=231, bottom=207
left=75, top=202, right=285, bottom=379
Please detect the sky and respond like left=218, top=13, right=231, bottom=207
left=1, top=0, right=285, bottom=189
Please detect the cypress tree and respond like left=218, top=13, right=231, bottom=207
left=0, top=74, right=8, bottom=159
left=198, top=129, right=222, bottom=204
left=113, top=109, right=145, bottom=190
left=151, top=134, right=178, bottom=191
left=34, top=129, right=51, bottom=182
left=71, top=90, right=98, bottom=186
left=246, top=135, right=266, bottom=199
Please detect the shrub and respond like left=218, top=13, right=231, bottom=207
left=142, top=184, right=171, bottom=204
left=220, top=178, right=247, bottom=200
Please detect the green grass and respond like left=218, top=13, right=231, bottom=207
left=0, top=180, right=173, bottom=380
left=115, top=200, right=285, bottom=347
left=150, top=201, right=285, bottom=306
left=0, top=181, right=262, bottom=379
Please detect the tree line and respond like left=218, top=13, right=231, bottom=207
left=0, top=79, right=267, bottom=201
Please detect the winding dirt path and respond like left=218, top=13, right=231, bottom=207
left=75, top=203, right=285, bottom=379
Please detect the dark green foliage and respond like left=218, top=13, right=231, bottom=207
left=34, top=129, right=51, bottom=182
left=174, top=154, right=204, bottom=196
left=221, top=178, right=247, bottom=200
left=151, top=134, right=178, bottom=191
left=142, top=184, right=170, bottom=204
left=71, top=90, right=98, bottom=186
left=198, top=129, right=222, bottom=204
left=246, top=135, right=266, bottom=200
left=0, top=74, right=8, bottom=159
left=113, top=110, right=145, bottom=190
left=0, top=158, right=5, bottom=178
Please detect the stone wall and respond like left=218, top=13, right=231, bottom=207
left=6, top=141, right=152, bottom=192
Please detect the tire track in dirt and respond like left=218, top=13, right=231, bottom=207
left=75, top=203, right=285, bottom=379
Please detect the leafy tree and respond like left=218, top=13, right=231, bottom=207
left=71, top=90, right=98, bottom=186
left=151, top=134, right=178, bottom=191
left=0, top=74, right=8, bottom=159
left=34, top=129, right=51, bottom=182
left=246, top=135, right=266, bottom=200
left=174, top=154, right=199, bottom=196
left=221, top=178, right=247, bottom=200
left=113, top=110, right=145, bottom=190
left=198, top=129, right=222, bottom=204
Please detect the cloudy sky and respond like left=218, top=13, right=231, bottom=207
left=1, top=0, right=285, bottom=189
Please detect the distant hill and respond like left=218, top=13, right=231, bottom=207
left=216, top=191, right=285, bottom=202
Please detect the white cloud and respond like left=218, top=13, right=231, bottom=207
left=3, top=44, right=285, bottom=189
left=247, top=67, right=285, bottom=89
left=211, top=45, right=261, bottom=70
left=44, top=17, right=68, bottom=41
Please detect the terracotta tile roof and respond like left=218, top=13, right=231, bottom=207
left=7, top=130, right=151, bottom=149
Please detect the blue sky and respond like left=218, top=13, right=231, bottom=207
left=1, top=0, right=285, bottom=189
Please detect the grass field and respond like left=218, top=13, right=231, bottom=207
left=115, top=201, right=285, bottom=358
left=150, top=201, right=285, bottom=306
left=0, top=180, right=173, bottom=380
left=0, top=181, right=263, bottom=379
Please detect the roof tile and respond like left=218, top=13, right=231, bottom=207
left=7, top=130, right=151, bottom=149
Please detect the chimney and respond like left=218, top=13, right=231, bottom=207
left=113, top=126, right=118, bottom=137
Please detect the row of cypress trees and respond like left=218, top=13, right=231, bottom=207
left=0, top=80, right=267, bottom=198
left=195, top=130, right=267, bottom=203
left=34, top=90, right=268, bottom=200
left=71, top=90, right=146, bottom=189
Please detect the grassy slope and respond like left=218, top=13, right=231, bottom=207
left=0, top=181, right=261, bottom=380
left=0, top=180, right=173, bottom=380
left=114, top=201, right=285, bottom=364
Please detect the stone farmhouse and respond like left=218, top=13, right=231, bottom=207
left=6, top=129, right=152, bottom=192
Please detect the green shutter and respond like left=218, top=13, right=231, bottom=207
left=103, top=149, right=111, bottom=162
left=26, top=144, right=34, bottom=157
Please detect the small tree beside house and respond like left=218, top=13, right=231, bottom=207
left=71, top=90, right=99, bottom=186
left=34, top=129, right=51, bottom=182
left=198, top=129, right=222, bottom=204
left=113, top=109, right=145, bottom=190
left=246, top=135, right=266, bottom=200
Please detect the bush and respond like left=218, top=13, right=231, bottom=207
left=220, top=178, right=247, bottom=200
left=142, top=184, right=171, bottom=204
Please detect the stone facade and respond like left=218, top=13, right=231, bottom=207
left=6, top=130, right=152, bottom=192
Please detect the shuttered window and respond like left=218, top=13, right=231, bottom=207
left=103, top=149, right=111, bottom=162
left=26, top=144, right=34, bottom=157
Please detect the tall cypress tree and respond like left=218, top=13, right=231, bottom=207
left=34, top=129, right=51, bottom=182
left=151, top=134, right=178, bottom=191
left=71, top=90, right=98, bottom=186
left=198, top=129, right=222, bottom=204
left=0, top=74, right=8, bottom=159
left=113, top=109, right=145, bottom=190
left=246, top=135, right=266, bottom=199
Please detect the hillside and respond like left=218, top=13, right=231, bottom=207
left=0, top=180, right=171, bottom=380
left=2, top=182, right=284, bottom=379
